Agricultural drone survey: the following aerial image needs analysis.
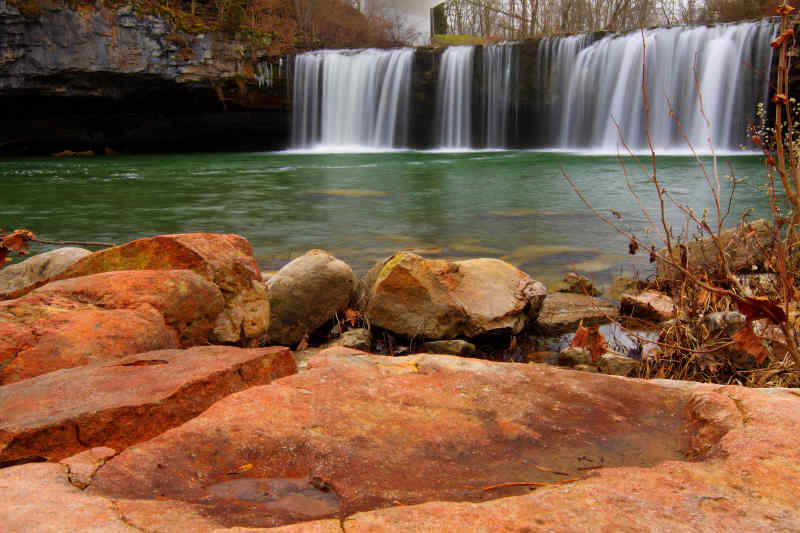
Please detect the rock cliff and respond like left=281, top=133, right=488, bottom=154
left=0, top=1, right=290, bottom=155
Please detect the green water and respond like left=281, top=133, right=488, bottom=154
left=0, top=150, right=771, bottom=287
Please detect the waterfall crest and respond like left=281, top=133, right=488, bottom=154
left=291, top=48, right=414, bottom=149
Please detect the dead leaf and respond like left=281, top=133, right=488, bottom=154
left=570, top=323, right=607, bottom=363
left=237, top=463, right=253, bottom=472
left=777, top=4, right=796, bottom=16
left=733, top=325, right=770, bottom=365
left=770, top=29, right=794, bottom=48
left=1, top=229, right=35, bottom=254
left=737, top=296, right=787, bottom=324
left=344, top=308, right=361, bottom=327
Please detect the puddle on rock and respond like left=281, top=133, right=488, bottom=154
left=206, top=478, right=340, bottom=518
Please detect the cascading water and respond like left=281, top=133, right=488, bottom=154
left=289, top=20, right=775, bottom=152
left=482, top=43, right=518, bottom=148
left=291, top=48, right=414, bottom=149
left=535, top=34, right=594, bottom=145
left=436, top=46, right=475, bottom=149
left=559, top=20, right=776, bottom=151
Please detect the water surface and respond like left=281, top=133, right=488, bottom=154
left=0, top=150, right=771, bottom=287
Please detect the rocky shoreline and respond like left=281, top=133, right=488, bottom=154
left=1, top=231, right=798, bottom=531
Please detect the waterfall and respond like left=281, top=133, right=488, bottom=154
left=482, top=43, right=518, bottom=148
left=437, top=46, right=475, bottom=149
left=535, top=34, right=594, bottom=145
left=558, top=20, right=776, bottom=151
left=288, top=20, right=775, bottom=152
left=291, top=48, right=414, bottom=149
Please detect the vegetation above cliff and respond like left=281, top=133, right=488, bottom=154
left=7, top=0, right=413, bottom=54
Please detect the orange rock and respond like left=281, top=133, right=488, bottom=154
left=57, top=233, right=268, bottom=344
left=364, top=252, right=545, bottom=339
left=0, top=346, right=296, bottom=463
left=88, top=348, right=692, bottom=528
left=0, top=270, right=227, bottom=383
left=0, top=304, right=178, bottom=384
left=59, top=233, right=261, bottom=292
left=37, top=269, right=225, bottom=345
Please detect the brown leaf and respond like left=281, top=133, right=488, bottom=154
left=344, top=308, right=361, bottom=327
left=737, top=296, right=787, bottom=324
left=1, top=229, right=36, bottom=255
left=770, top=29, right=794, bottom=48
left=773, top=93, right=789, bottom=105
left=0, top=248, right=8, bottom=266
left=777, top=4, right=796, bottom=16
left=733, top=325, right=770, bottom=365
left=570, top=323, right=607, bottom=362
left=628, top=238, right=639, bottom=255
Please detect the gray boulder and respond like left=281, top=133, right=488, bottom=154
left=267, top=250, right=356, bottom=346
left=0, top=247, right=91, bottom=299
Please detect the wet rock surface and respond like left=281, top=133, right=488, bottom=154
left=0, top=346, right=295, bottom=462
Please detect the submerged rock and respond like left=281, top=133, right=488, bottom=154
left=363, top=252, right=546, bottom=340
left=0, top=247, right=91, bottom=300
left=267, top=250, right=356, bottom=347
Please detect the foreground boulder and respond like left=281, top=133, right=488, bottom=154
left=363, top=252, right=546, bottom=339
left=0, top=247, right=91, bottom=300
left=0, top=346, right=295, bottom=463
left=0, top=349, right=798, bottom=531
left=0, top=270, right=224, bottom=383
left=267, top=250, right=356, bottom=346
left=55, top=233, right=269, bottom=344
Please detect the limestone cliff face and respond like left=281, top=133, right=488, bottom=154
left=0, top=1, right=290, bottom=155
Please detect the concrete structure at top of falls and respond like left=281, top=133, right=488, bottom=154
left=288, top=19, right=776, bottom=152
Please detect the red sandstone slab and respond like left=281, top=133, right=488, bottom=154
left=88, top=347, right=696, bottom=528
left=0, top=351, right=798, bottom=532
left=0, top=345, right=296, bottom=462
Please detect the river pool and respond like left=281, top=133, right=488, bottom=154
left=0, top=150, right=771, bottom=287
